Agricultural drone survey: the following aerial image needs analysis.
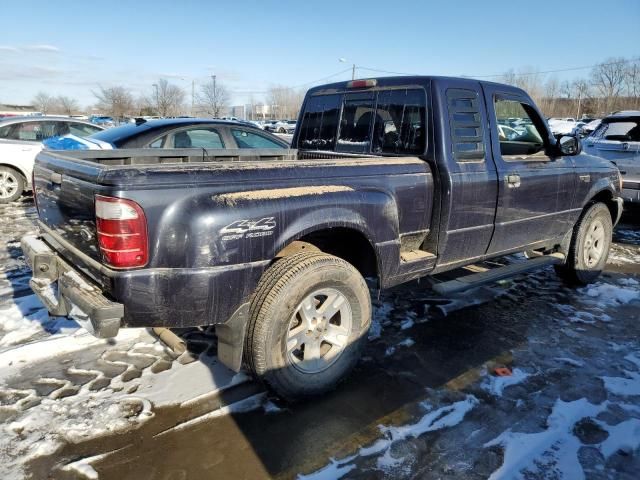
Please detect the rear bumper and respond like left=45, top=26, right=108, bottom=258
left=21, top=235, right=123, bottom=337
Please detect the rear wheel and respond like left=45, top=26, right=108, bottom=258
left=0, top=167, right=25, bottom=204
left=555, top=202, right=612, bottom=285
left=245, top=252, right=371, bottom=401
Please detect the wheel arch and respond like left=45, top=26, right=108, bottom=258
left=0, top=162, right=29, bottom=183
left=275, top=225, right=381, bottom=286
left=585, top=188, right=619, bottom=224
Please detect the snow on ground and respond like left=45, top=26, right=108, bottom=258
left=1, top=198, right=639, bottom=479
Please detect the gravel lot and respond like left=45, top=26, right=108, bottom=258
left=0, top=197, right=638, bottom=480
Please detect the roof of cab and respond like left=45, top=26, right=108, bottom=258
left=305, top=75, right=527, bottom=97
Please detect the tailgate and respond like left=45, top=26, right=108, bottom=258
left=33, top=150, right=105, bottom=264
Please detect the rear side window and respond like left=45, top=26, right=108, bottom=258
left=5, top=121, right=58, bottom=141
left=446, top=89, right=485, bottom=162
left=69, top=122, right=102, bottom=137
left=298, top=94, right=341, bottom=150
left=231, top=129, right=285, bottom=149
left=173, top=128, right=224, bottom=148
left=373, top=89, right=425, bottom=154
left=595, top=120, right=640, bottom=142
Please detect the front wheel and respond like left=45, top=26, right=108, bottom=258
left=555, top=202, right=612, bottom=285
left=0, top=166, right=25, bottom=204
left=245, top=252, right=371, bottom=401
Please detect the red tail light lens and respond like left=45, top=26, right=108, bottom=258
left=95, top=195, right=148, bottom=268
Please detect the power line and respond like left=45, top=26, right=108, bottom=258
left=222, top=57, right=640, bottom=97
left=359, top=57, right=639, bottom=80
left=469, top=57, right=639, bottom=78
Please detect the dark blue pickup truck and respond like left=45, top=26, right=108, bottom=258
left=22, top=76, right=623, bottom=399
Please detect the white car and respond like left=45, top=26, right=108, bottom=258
left=0, top=116, right=103, bottom=203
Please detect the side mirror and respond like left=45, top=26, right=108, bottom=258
left=558, top=135, right=581, bottom=156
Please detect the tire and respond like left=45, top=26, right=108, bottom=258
left=0, top=166, right=25, bottom=204
left=278, top=127, right=286, bottom=134
left=555, top=202, right=612, bottom=285
left=245, top=252, right=371, bottom=401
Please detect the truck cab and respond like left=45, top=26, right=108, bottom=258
left=293, top=76, right=622, bottom=272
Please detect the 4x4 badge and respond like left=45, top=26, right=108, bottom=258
left=220, top=217, right=276, bottom=240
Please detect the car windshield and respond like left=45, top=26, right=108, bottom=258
left=594, top=119, right=640, bottom=141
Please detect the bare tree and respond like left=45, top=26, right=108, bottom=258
left=93, top=86, right=134, bottom=120
left=591, top=57, right=626, bottom=112
left=196, top=77, right=230, bottom=117
left=153, top=79, right=186, bottom=117
left=57, top=96, right=79, bottom=115
left=624, top=59, right=640, bottom=109
left=32, top=92, right=55, bottom=114
left=266, top=85, right=304, bottom=120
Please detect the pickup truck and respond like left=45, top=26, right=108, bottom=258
left=22, top=76, right=623, bottom=400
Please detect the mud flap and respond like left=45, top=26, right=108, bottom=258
left=215, top=302, right=250, bottom=372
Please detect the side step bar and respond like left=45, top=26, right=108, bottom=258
left=432, top=253, right=565, bottom=296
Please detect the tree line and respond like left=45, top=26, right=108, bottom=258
left=500, top=56, right=639, bottom=118
left=30, top=56, right=639, bottom=120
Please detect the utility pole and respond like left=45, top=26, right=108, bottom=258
left=191, top=80, right=195, bottom=116
left=211, top=75, right=217, bottom=117
left=352, top=63, right=356, bottom=80
left=152, top=83, right=159, bottom=116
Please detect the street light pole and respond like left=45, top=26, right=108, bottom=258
left=339, top=58, right=356, bottom=80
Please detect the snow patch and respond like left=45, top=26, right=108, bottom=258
left=297, top=456, right=356, bottom=480
left=482, top=368, right=530, bottom=396
left=485, top=398, right=608, bottom=480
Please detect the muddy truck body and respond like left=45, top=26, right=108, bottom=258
left=22, top=76, right=623, bottom=399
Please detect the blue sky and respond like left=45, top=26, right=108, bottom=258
left=1, top=0, right=638, bottom=108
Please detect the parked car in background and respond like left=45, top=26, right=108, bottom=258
left=583, top=111, right=640, bottom=204
left=89, top=116, right=115, bottom=128
left=547, top=117, right=582, bottom=137
left=579, top=119, right=602, bottom=137
left=280, top=120, right=297, bottom=133
left=44, top=118, right=289, bottom=150
left=0, top=116, right=103, bottom=202
left=262, top=120, right=279, bottom=132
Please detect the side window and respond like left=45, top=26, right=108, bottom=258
left=12, top=121, right=59, bottom=141
left=337, top=92, right=375, bottom=153
left=0, top=125, right=13, bottom=139
left=173, top=128, right=224, bottom=148
left=69, top=122, right=102, bottom=137
left=372, top=89, right=426, bottom=154
left=148, top=136, right=167, bottom=148
left=298, top=94, right=341, bottom=150
left=446, top=88, right=485, bottom=162
left=493, top=98, right=546, bottom=159
left=231, top=129, right=285, bottom=149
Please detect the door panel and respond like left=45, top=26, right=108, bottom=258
left=482, top=87, right=577, bottom=255
left=434, top=81, right=498, bottom=268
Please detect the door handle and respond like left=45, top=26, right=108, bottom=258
left=506, top=174, right=521, bottom=188
left=579, top=174, right=591, bottom=183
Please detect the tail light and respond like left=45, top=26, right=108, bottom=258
left=95, top=195, right=148, bottom=268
